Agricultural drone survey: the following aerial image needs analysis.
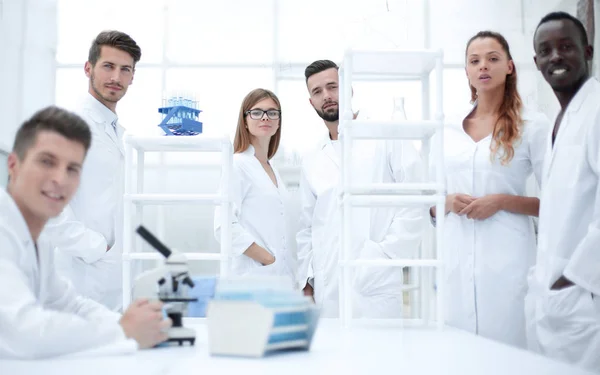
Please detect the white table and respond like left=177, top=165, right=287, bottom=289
left=0, top=321, right=593, bottom=375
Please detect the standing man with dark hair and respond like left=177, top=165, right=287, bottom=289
left=44, top=30, right=142, bottom=311
left=296, top=60, right=422, bottom=318
left=526, top=11, right=600, bottom=372
left=0, top=106, right=170, bottom=359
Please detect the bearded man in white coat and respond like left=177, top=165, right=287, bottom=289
left=43, top=31, right=141, bottom=311
left=0, top=106, right=170, bottom=359
left=526, top=12, right=600, bottom=373
left=296, top=60, right=423, bottom=318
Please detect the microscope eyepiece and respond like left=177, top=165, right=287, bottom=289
left=136, top=226, right=172, bottom=258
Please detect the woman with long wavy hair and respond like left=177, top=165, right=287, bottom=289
left=430, top=31, right=549, bottom=348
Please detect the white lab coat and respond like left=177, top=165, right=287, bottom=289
left=214, top=145, right=296, bottom=281
left=0, top=189, right=136, bottom=359
left=296, top=123, right=423, bottom=318
left=438, top=105, right=549, bottom=348
left=43, top=93, right=125, bottom=311
left=525, top=78, right=600, bottom=372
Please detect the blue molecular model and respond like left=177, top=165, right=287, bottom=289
left=158, top=96, right=203, bottom=136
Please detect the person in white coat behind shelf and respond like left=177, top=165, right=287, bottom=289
left=0, top=106, right=171, bottom=359
left=526, top=12, right=600, bottom=372
left=297, top=60, right=423, bottom=318
left=429, top=31, right=549, bottom=348
left=43, top=31, right=142, bottom=311
left=214, top=89, right=296, bottom=283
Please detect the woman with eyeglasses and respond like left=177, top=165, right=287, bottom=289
left=214, top=88, right=295, bottom=281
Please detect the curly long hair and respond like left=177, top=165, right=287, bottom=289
left=466, top=31, right=523, bottom=165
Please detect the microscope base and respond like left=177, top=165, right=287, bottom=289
left=167, top=327, right=197, bottom=346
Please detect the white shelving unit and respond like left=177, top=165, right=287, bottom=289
left=122, top=134, right=233, bottom=310
left=338, top=49, right=446, bottom=327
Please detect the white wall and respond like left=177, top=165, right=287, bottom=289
left=0, top=148, right=8, bottom=189
left=0, top=0, right=57, bottom=147
left=0, top=0, right=57, bottom=189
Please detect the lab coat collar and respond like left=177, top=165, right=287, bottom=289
left=0, top=189, right=36, bottom=251
left=320, top=139, right=340, bottom=169
left=243, top=144, right=256, bottom=156
left=242, top=144, right=264, bottom=167
left=242, top=144, right=283, bottom=189
left=443, top=101, right=475, bottom=128
left=455, top=101, right=477, bottom=133
left=319, top=110, right=366, bottom=169
left=82, top=93, right=124, bottom=156
left=465, top=101, right=477, bottom=119
left=564, top=77, right=598, bottom=115
left=452, top=100, right=542, bottom=134
left=545, top=78, right=599, bottom=175
left=83, top=92, right=118, bottom=126
left=449, top=100, right=535, bottom=140
left=243, top=144, right=269, bottom=161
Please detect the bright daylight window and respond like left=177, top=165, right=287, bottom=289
left=56, top=0, right=432, bottom=158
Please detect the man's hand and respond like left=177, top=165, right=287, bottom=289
left=551, top=275, right=575, bottom=290
left=446, top=194, right=476, bottom=215
left=119, top=299, right=172, bottom=349
left=459, top=194, right=503, bottom=220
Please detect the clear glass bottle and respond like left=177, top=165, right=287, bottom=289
left=391, top=96, right=407, bottom=121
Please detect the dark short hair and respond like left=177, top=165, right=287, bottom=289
left=88, top=30, right=142, bottom=67
left=305, top=60, right=339, bottom=82
left=12, top=106, right=92, bottom=160
left=535, top=11, right=589, bottom=46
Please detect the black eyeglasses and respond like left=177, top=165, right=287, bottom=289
left=245, top=109, right=281, bottom=120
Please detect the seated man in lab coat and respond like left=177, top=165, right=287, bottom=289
left=296, top=60, right=423, bottom=318
left=0, top=106, right=171, bottom=359
left=525, top=12, right=600, bottom=372
left=43, top=30, right=142, bottom=311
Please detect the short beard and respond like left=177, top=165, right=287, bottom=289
left=315, top=107, right=339, bottom=122
left=90, top=72, right=119, bottom=104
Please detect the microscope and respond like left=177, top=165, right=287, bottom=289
left=133, top=226, right=198, bottom=346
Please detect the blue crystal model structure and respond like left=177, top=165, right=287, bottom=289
left=158, top=96, right=203, bottom=136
